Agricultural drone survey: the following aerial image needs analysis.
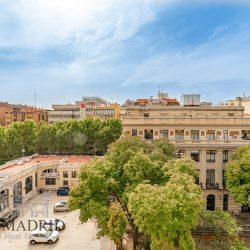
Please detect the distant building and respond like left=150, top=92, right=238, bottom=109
left=0, top=102, right=48, bottom=126
left=48, top=97, right=120, bottom=122
left=94, top=103, right=121, bottom=120
left=122, top=93, right=250, bottom=213
left=220, top=96, right=250, bottom=116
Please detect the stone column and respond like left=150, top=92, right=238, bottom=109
left=199, top=150, right=207, bottom=188
left=216, top=150, right=223, bottom=189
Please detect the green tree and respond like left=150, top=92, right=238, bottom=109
left=35, top=121, right=57, bottom=154
left=5, top=121, right=36, bottom=159
left=203, top=209, right=248, bottom=250
left=0, top=126, right=7, bottom=164
left=225, top=145, right=250, bottom=206
left=69, top=137, right=204, bottom=249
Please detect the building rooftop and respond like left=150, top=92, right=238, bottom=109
left=0, top=155, right=92, bottom=179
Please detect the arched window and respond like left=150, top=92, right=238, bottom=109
left=207, top=194, right=215, bottom=211
left=25, top=176, right=33, bottom=194
left=0, top=189, right=9, bottom=211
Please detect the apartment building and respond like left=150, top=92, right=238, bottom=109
left=122, top=93, right=250, bottom=213
left=48, top=97, right=120, bottom=122
left=0, top=155, right=92, bottom=217
left=94, top=103, right=121, bottom=120
left=0, top=102, right=48, bottom=126
left=221, top=96, right=250, bottom=116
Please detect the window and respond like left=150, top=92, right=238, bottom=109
left=35, top=172, right=37, bottom=187
left=72, top=171, right=77, bottom=178
left=160, top=130, right=168, bottom=139
left=242, top=130, right=250, bottom=140
left=175, top=130, right=184, bottom=140
left=223, top=194, right=228, bottom=211
left=191, top=151, right=200, bottom=162
left=206, top=130, right=215, bottom=140
left=223, top=130, right=228, bottom=140
left=63, top=180, right=68, bottom=186
left=144, top=113, right=149, bottom=117
left=144, top=130, right=153, bottom=140
left=228, top=113, right=234, bottom=117
left=207, top=195, right=215, bottom=211
left=45, top=178, right=56, bottom=185
left=206, top=170, right=215, bottom=187
left=206, top=150, right=216, bottom=162
left=132, top=129, right=137, bottom=136
left=25, top=176, right=33, bottom=194
left=223, top=150, right=229, bottom=163
left=0, top=189, right=9, bottom=212
left=176, top=150, right=185, bottom=158
left=222, top=170, right=226, bottom=188
left=191, top=130, right=199, bottom=140
left=63, top=171, right=68, bottom=178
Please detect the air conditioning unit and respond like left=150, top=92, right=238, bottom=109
left=233, top=211, right=239, bottom=216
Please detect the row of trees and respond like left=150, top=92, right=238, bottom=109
left=69, top=136, right=248, bottom=250
left=0, top=118, right=122, bottom=164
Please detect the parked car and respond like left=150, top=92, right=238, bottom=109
left=42, top=218, right=66, bottom=231
left=53, top=202, right=68, bottom=212
left=56, top=186, right=69, bottom=196
left=0, top=209, right=20, bottom=227
left=29, top=228, right=59, bottom=245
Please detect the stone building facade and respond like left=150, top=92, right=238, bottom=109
left=122, top=94, right=250, bottom=213
left=0, top=155, right=92, bottom=217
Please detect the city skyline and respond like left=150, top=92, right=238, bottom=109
left=0, top=1, right=250, bottom=107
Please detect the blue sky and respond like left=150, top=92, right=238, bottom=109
left=0, top=0, right=250, bottom=108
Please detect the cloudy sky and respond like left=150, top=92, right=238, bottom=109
left=0, top=0, right=250, bottom=108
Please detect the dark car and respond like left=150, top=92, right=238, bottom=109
left=56, top=187, right=69, bottom=196
left=0, top=209, right=20, bottom=226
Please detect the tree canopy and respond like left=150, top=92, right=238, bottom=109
left=0, top=118, right=122, bottom=164
left=225, top=145, right=250, bottom=206
left=68, top=136, right=204, bottom=250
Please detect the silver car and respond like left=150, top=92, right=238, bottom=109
left=53, top=202, right=68, bottom=212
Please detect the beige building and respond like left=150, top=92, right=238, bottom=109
left=0, top=155, right=92, bottom=217
left=48, top=97, right=120, bottom=122
left=221, top=96, right=250, bottom=116
left=122, top=94, right=250, bottom=213
left=94, top=103, right=121, bottom=120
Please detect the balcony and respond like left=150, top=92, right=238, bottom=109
left=205, top=183, right=220, bottom=189
left=40, top=173, right=60, bottom=179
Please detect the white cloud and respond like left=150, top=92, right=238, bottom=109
left=0, top=0, right=168, bottom=49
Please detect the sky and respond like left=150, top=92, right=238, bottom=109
left=0, top=0, right=250, bottom=108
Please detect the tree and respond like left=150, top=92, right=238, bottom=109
left=225, top=145, right=250, bottom=206
left=68, top=136, right=204, bottom=249
left=0, top=118, right=122, bottom=163
left=202, top=209, right=248, bottom=250
left=0, top=127, right=7, bottom=164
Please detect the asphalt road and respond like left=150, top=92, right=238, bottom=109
left=0, top=192, right=114, bottom=250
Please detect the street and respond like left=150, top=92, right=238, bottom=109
left=0, top=192, right=114, bottom=250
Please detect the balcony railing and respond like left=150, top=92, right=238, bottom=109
left=205, top=183, right=219, bottom=189
left=40, top=173, right=60, bottom=179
